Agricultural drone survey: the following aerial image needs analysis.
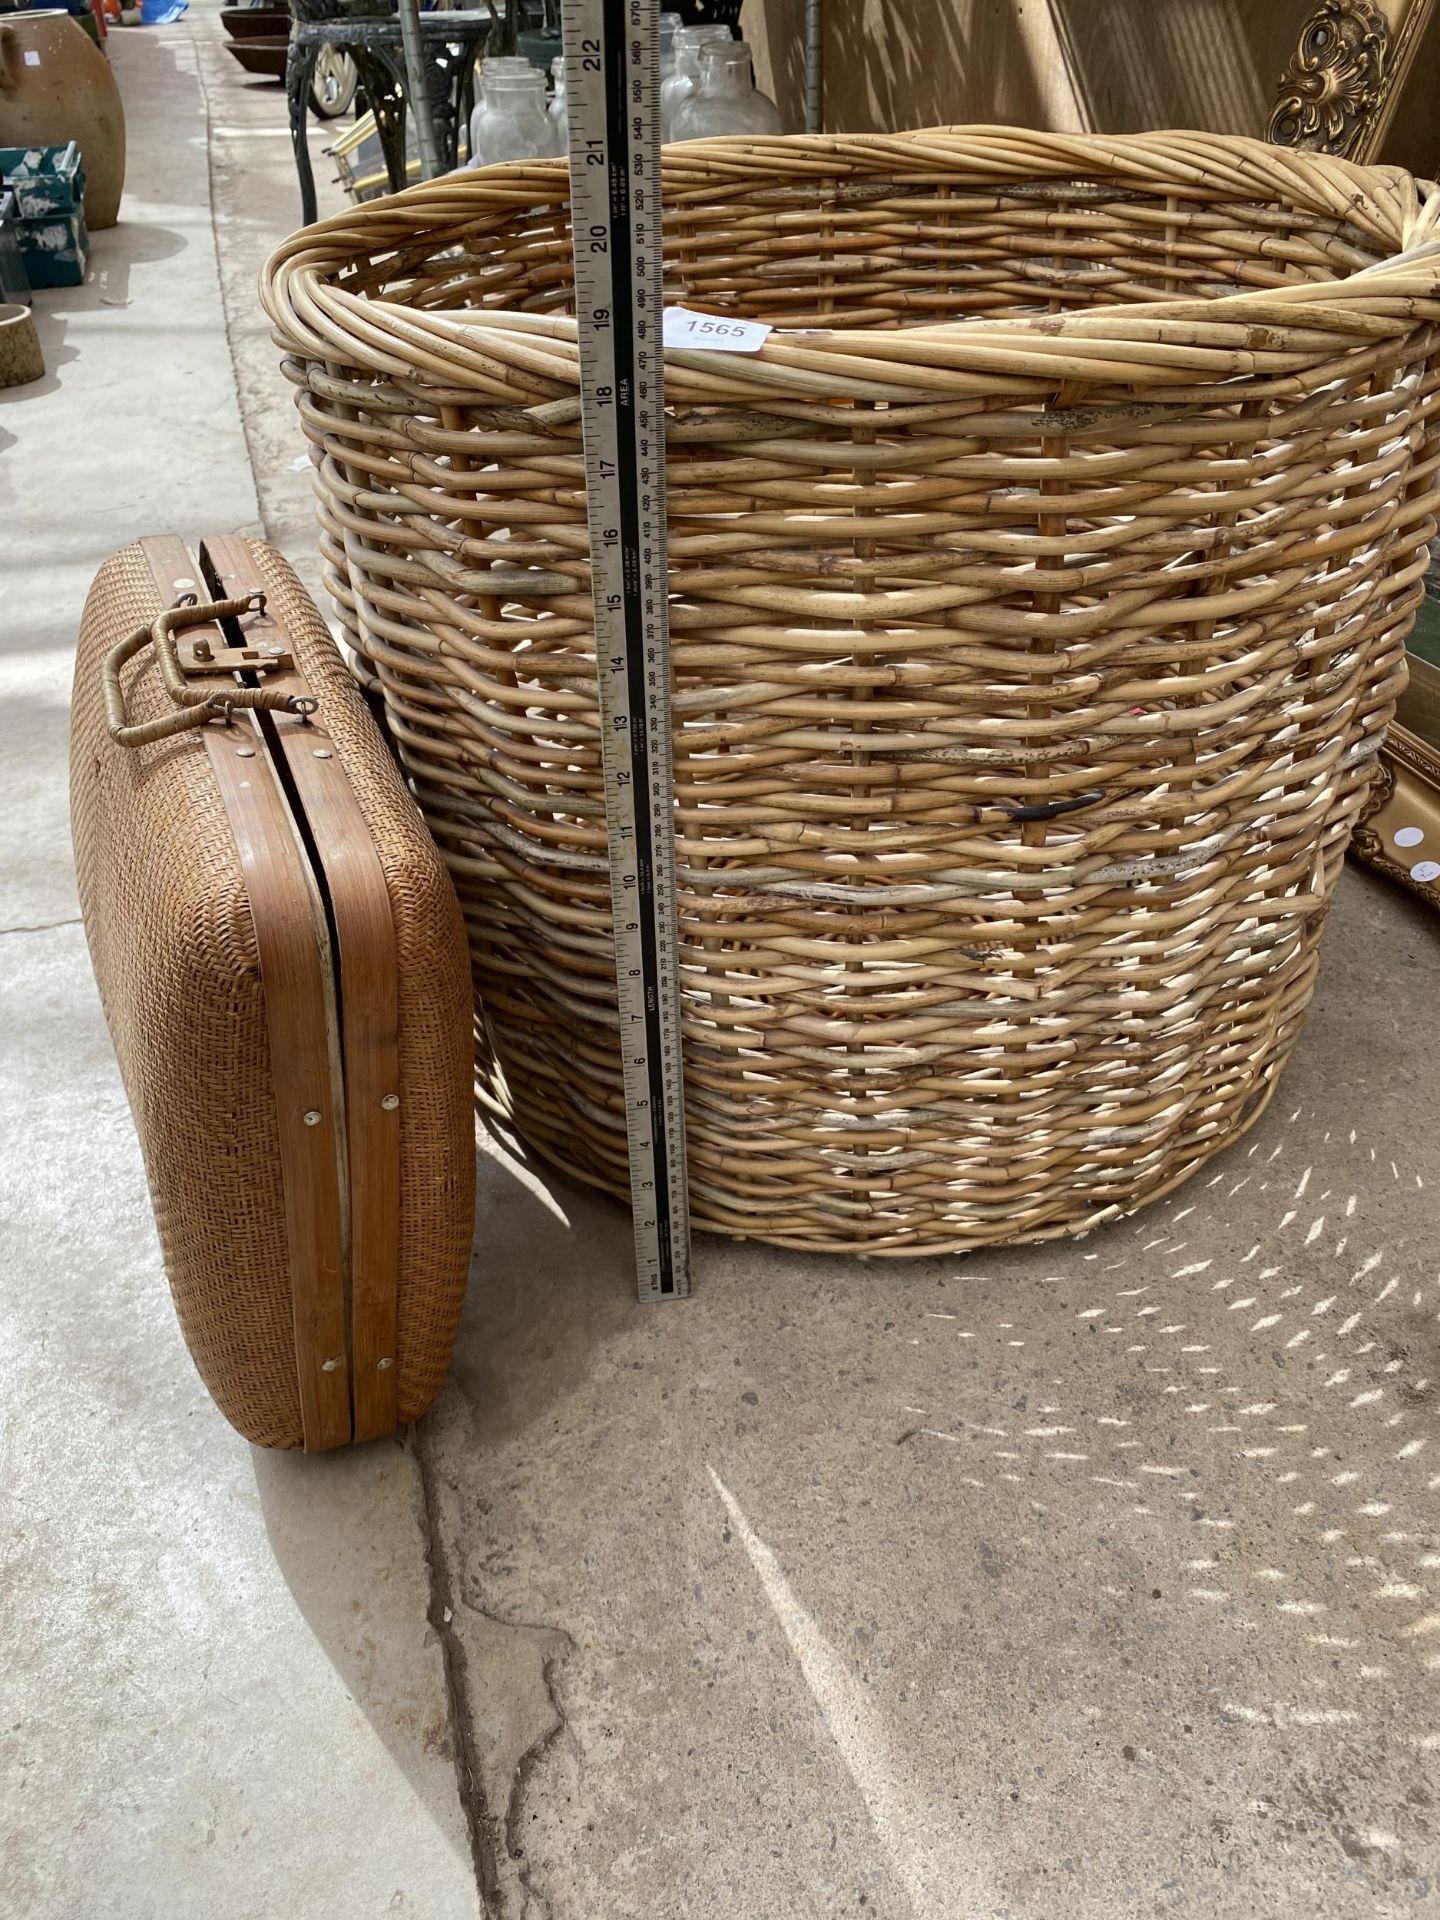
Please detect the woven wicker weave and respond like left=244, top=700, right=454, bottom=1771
left=263, top=129, right=1440, bottom=1255
left=72, top=541, right=475, bottom=1443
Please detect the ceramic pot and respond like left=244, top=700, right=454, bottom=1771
left=0, top=10, right=125, bottom=230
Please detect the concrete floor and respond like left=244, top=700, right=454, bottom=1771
left=3, top=13, right=1440, bottom=1918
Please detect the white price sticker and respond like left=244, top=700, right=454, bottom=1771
left=24, top=50, right=40, bottom=65
left=663, top=307, right=772, bottom=353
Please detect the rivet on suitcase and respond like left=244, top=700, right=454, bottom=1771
left=70, top=536, right=476, bottom=1449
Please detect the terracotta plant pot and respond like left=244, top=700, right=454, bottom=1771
left=0, top=10, right=124, bottom=230
left=0, top=301, right=43, bottom=387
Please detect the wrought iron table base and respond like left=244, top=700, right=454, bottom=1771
left=286, top=13, right=491, bottom=225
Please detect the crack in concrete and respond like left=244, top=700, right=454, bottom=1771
left=0, top=917, right=82, bottom=937
left=499, top=1638, right=573, bottom=1920
left=451, top=1595, right=576, bottom=1920
left=413, top=1425, right=503, bottom=1916
left=414, top=1422, right=578, bottom=1919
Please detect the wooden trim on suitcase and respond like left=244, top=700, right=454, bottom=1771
left=135, top=536, right=403, bottom=1450
left=203, top=536, right=402, bottom=1444
left=208, top=709, right=355, bottom=1450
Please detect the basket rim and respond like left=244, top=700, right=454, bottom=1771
left=262, top=126, right=1440, bottom=401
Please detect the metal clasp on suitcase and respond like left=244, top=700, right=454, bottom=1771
left=171, top=589, right=297, bottom=679
left=102, top=591, right=317, bottom=748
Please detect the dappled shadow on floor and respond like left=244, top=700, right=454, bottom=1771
left=251, top=872, right=1440, bottom=1917
left=410, top=871, right=1440, bottom=1917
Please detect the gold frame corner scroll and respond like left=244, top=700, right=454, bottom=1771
left=1267, top=0, right=1433, bottom=163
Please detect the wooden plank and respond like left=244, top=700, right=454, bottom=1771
left=139, top=536, right=353, bottom=1451
left=203, top=536, right=402, bottom=1443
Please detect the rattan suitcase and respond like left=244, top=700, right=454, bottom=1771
left=71, top=535, right=475, bottom=1450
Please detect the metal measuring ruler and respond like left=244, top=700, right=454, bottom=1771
left=562, top=0, right=692, bottom=1301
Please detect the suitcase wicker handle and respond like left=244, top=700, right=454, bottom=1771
left=103, top=594, right=316, bottom=749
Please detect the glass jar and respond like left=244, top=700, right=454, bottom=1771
left=478, top=55, right=535, bottom=91
left=670, top=38, right=782, bottom=140
left=468, top=67, right=561, bottom=168
left=660, top=24, right=731, bottom=141
left=467, top=55, right=544, bottom=163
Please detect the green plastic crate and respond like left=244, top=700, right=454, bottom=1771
left=0, top=142, right=88, bottom=288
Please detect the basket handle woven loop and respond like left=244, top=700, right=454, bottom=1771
left=103, top=594, right=315, bottom=750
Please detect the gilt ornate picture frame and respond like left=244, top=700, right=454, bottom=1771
left=1268, top=0, right=1434, bottom=161
left=1270, top=0, right=1440, bottom=912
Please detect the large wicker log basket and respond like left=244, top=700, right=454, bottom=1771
left=262, top=129, right=1440, bottom=1255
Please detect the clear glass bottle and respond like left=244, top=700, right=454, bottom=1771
left=670, top=39, right=783, bottom=140
left=468, top=66, right=561, bottom=169
left=660, top=24, right=731, bottom=141
left=659, top=10, right=682, bottom=77
left=548, top=54, right=566, bottom=140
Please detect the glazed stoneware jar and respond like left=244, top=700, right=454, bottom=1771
left=0, top=10, right=125, bottom=229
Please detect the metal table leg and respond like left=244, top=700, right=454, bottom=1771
left=357, top=47, right=411, bottom=194
left=286, top=13, right=494, bottom=218
left=286, top=35, right=323, bottom=227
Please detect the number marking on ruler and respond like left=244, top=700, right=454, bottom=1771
left=563, top=0, right=692, bottom=1301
